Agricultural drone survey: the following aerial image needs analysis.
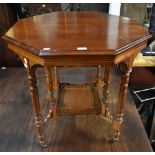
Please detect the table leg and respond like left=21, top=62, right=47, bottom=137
left=97, top=65, right=111, bottom=116
left=97, top=65, right=102, bottom=84
left=53, top=66, right=59, bottom=118
left=26, top=66, right=47, bottom=147
left=53, top=67, right=59, bottom=88
left=113, top=65, right=131, bottom=141
left=96, top=65, right=105, bottom=114
left=103, top=65, right=110, bottom=116
left=44, top=67, right=55, bottom=123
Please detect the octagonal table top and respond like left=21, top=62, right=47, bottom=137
left=3, top=11, right=151, bottom=57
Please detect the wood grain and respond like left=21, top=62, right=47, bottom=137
left=3, top=12, right=150, bottom=58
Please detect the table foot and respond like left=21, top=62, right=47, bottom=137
left=114, top=132, right=120, bottom=141
left=34, top=113, right=46, bottom=145
left=113, top=119, right=122, bottom=141
left=40, top=141, right=48, bottom=148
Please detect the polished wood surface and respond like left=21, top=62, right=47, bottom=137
left=2, top=12, right=151, bottom=147
left=4, top=12, right=150, bottom=58
left=0, top=67, right=152, bottom=151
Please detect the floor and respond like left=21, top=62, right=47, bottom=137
left=0, top=67, right=153, bottom=151
left=129, top=86, right=155, bottom=151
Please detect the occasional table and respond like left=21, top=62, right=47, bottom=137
left=3, top=12, right=151, bottom=147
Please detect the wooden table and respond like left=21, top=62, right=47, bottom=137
left=3, top=12, right=151, bottom=147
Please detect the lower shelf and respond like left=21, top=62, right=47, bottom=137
left=56, top=83, right=102, bottom=116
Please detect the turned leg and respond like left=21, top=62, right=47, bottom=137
left=97, top=65, right=102, bottom=84
left=113, top=65, right=131, bottom=141
left=103, top=65, right=110, bottom=98
left=26, top=65, right=47, bottom=147
left=44, top=67, right=55, bottom=123
left=53, top=66, right=59, bottom=117
left=97, top=65, right=105, bottom=88
left=53, top=66, right=59, bottom=88
left=103, top=65, right=110, bottom=116
left=97, top=65, right=111, bottom=116
left=96, top=65, right=106, bottom=114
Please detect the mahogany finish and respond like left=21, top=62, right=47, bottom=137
left=3, top=12, right=150, bottom=65
left=3, top=12, right=151, bottom=147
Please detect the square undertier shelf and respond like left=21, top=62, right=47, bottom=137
left=56, top=83, right=102, bottom=116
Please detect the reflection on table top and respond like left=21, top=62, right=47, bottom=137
left=4, top=11, right=150, bottom=57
